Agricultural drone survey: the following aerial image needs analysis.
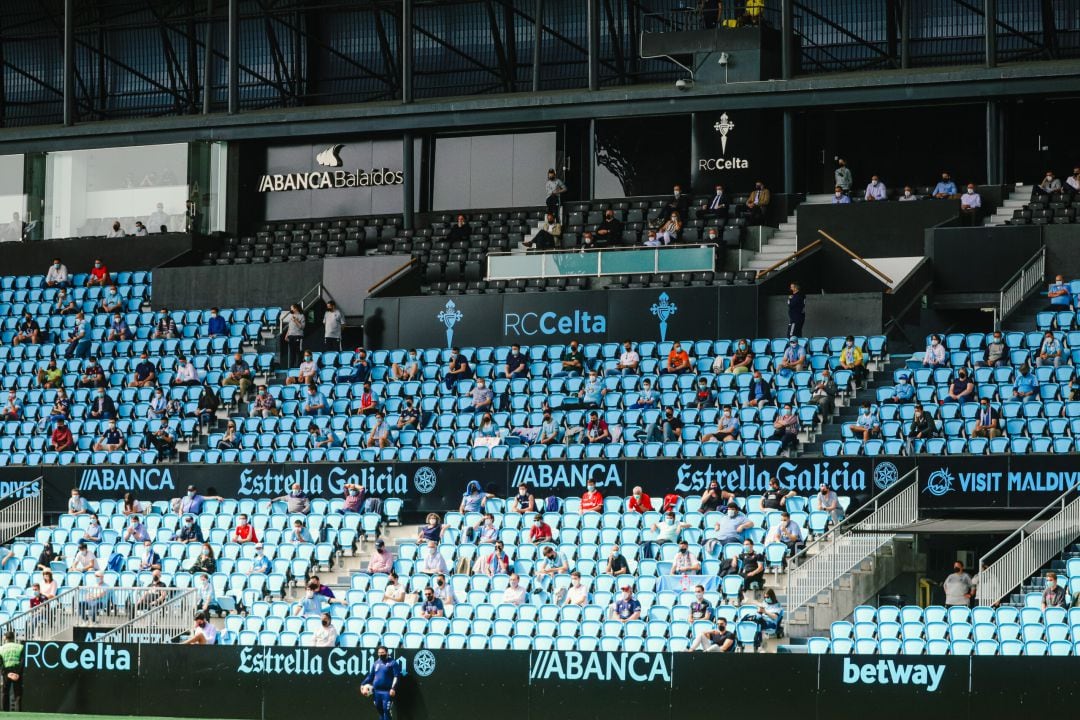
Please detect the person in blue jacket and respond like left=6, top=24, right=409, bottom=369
left=362, top=645, right=401, bottom=720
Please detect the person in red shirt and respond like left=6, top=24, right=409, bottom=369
left=528, top=513, right=553, bottom=544
left=580, top=482, right=603, bottom=513
left=661, top=341, right=692, bottom=375
left=51, top=419, right=75, bottom=452
left=627, top=486, right=653, bottom=514
left=86, top=258, right=110, bottom=287
left=232, top=514, right=259, bottom=544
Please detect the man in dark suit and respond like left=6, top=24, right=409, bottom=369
left=698, top=184, right=729, bottom=221
left=658, top=185, right=691, bottom=223
left=88, top=389, right=117, bottom=421
left=594, top=210, right=623, bottom=246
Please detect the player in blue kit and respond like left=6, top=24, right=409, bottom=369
left=361, top=645, right=401, bottom=720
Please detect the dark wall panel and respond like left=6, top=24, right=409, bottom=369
left=763, top=292, right=883, bottom=338
left=797, top=201, right=959, bottom=257
left=152, top=261, right=324, bottom=311
left=927, top=225, right=1043, bottom=294
left=3, top=233, right=192, bottom=278
left=594, top=116, right=691, bottom=198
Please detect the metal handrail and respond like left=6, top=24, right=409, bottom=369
left=93, top=588, right=199, bottom=644
left=976, top=486, right=1080, bottom=606
left=369, top=257, right=418, bottom=294
left=0, top=475, right=43, bottom=545
left=817, top=229, right=895, bottom=287
left=0, top=588, right=78, bottom=641
left=998, top=246, right=1045, bottom=323
left=755, top=238, right=822, bottom=280
left=785, top=468, right=919, bottom=617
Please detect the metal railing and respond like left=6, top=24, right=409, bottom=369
left=0, top=587, right=196, bottom=641
left=785, top=468, right=919, bottom=617
left=93, top=588, right=199, bottom=644
left=755, top=238, right=821, bottom=280
left=817, top=229, right=895, bottom=288
left=485, top=244, right=716, bottom=280
left=0, top=478, right=43, bottom=545
left=977, top=487, right=1080, bottom=607
left=998, top=246, right=1046, bottom=324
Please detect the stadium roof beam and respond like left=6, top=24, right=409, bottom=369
left=793, top=1, right=894, bottom=70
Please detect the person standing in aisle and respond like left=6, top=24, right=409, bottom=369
left=281, top=303, right=306, bottom=368
left=787, top=282, right=806, bottom=338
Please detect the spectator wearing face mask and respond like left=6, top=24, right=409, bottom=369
left=971, top=398, right=1001, bottom=440
left=960, top=183, right=982, bottom=225
left=274, top=482, right=310, bottom=514
left=341, top=483, right=365, bottom=514
left=207, top=307, right=227, bottom=336
left=864, top=175, right=887, bottom=201
left=1032, top=170, right=1061, bottom=201
left=699, top=184, right=729, bottom=220
left=886, top=373, right=915, bottom=403
left=93, top=420, right=125, bottom=452
left=595, top=209, right=624, bottom=245
left=287, top=351, right=318, bottom=386
left=392, top=349, right=422, bottom=381
left=564, top=571, right=590, bottom=607
left=195, top=573, right=223, bottom=617
left=689, top=584, right=713, bottom=621
left=45, top=258, right=70, bottom=288
left=527, top=514, right=553, bottom=544
left=605, top=545, right=629, bottom=576
left=922, top=334, right=948, bottom=368
left=845, top=402, right=880, bottom=442
left=945, top=369, right=975, bottom=403
left=420, top=541, right=448, bottom=575
left=702, top=406, right=740, bottom=443
left=172, top=514, right=204, bottom=543
left=470, top=513, right=499, bottom=544
left=85, top=258, right=110, bottom=287
left=773, top=404, right=801, bottom=453
left=713, top=502, right=753, bottom=545
left=644, top=511, right=690, bottom=559
left=182, top=612, right=218, bottom=645
left=728, top=339, right=753, bottom=375
left=778, top=337, right=806, bottom=374
left=746, top=181, right=770, bottom=224
left=626, top=486, right=652, bottom=514
left=831, top=185, right=851, bottom=204
left=979, top=330, right=1008, bottom=368
left=580, top=482, right=603, bottom=513
left=932, top=171, right=957, bottom=199
left=313, top=612, right=338, bottom=647
left=417, top=513, right=447, bottom=544
left=838, top=335, right=867, bottom=387
left=610, top=586, right=641, bottom=623
left=943, top=561, right=974, bottom=607
left=1036, top=331, right=1063, bottom=368
left=475, top=541, right=509, bottom=577
left=232, top=514, right=258, bottom=544
left=151, top=309, right=179, bottom=340
left=367, top=539, right=395, bottom=574
left=690, top=617, right=735, bottom=652
left=899, top=185, right=918, bottom=202
left=671, top=540, right=701, bottom=575
left=816, top=483, right=845, bottom=525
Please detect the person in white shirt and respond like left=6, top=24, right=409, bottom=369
left=501, top=573, right=527, bottom=606
left=564, top=571, right=589, bottom=606
left=287, top=352, right=318, bottom=386
left=1, top=212, right=23, bottom=242
left=323, top=301, right=345, bottom=351
left=147, top=203, right=170, bottom=232
left=612, top=340, right=640, bottom=376
left=281, top=304, right=306, bottom=368
left=766, top=511, right=803, bottom=556
left=420, top=540, right=448, bottom=574
left=105, top=220, right=125, bottom=238
left=174, top=355, right=200, bottom=386
left=922, top=334, right=948, bottom=367
left=182, top=613, right=218, bottom=645
left=45, top=259, right=70, bottom=288
left=960, top=183, right=982, bottom=226
left=312, top=612, right=338, bottom=647
left=671, top=540, right=701, bottom=574
left=132, top=221, right=149, bottom=237
left=70, top=542, right=97, bottom=571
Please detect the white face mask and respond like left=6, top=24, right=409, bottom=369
left=904, top=190, right=912, bottom=197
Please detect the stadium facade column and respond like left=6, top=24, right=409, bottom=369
left=227, top=0, right=239, bottom=114
left=403, top=131, right=415, bottom=230
left=780, top=0, right=794, bottom=80
left=587, top=0, right=600, bottom=92
left=532, top=0, right=543, bottom=92
left=402, top=0, right=414, bottom=104
left=985, top=0, right=997, bottom=68
left=899, top=0, right=910, bottom=69
left=203, top=0, right=214, bottom=114
left=783, top=111, right=794, bottom=195
left=986, top=101, right=1002, bottom=186
left=63, top=0, right=74, bottom=126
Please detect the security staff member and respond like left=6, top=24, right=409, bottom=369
left=361, top=645, right=401, bottom=720
left=0, top=631, right=23, bottom=711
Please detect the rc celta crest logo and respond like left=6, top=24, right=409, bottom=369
left=437, top=300, right=463, bottom=348
left=713, top=112, right=735, bottom=154
left=650, top=292, right=678, bottom=342
left=699, top=111, right=748, bottom=171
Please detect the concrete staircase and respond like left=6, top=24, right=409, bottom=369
left=986, top=184, right=1033, bottom=226
left=744, top=215, right=798, bottom=272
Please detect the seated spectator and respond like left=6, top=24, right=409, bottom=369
left=207, top=307, right=227, bottom=336
left=124, top=516, right=150, bottom=543
left=577, top=370, right=605, bottom=408
left=419, top=587, right=445, bottom=619
left=68, top=488, right=89, bottom=515
left=39, top=570, right=58, bottom=599
left=979, top=330, right=1007, bottom=368
left=535, top=545, right=570, bottom=590
left=36, top=359, right=62, bottom=389
left=699, top=184, right=729, bottom=220
left=628, top=379, right=659, bottom=410
left=605, top=544, right=629, bottom=576
left=689, top=617, right=735, bottom=652
left=459, top=480, right=486, bottom=513
left=443, top=348, right=473, bottom=390
left=728, top=340, right=753, bottom=374
left=307, top=425, right=333, bottom=449
left=1033, top=170, right=1061, bottom=200
left=838, top=335, right=867, bottom=386
left=196, top=385, right=220, bottom=428
left=447, top=214, right=470, bottom=244
left=417, top=514, right=447, bottom=544
left=45, top=258, right=70, bottom=288
left=816, top=483, right=844, bottom=524
left=656, top=211, right=682, bottom=245
left=1068, top=167, right=1080, bottom=198
left=689, top=585, right=713, bottom=622
left=82, top=514, right=103, bottom=543
left=746, top=370, right=772, bottom=407
left=945, top=369, right=975, bottom=403
left=100, top=284, right=123, bottom=313
left=172, top=354, right=200, bottom=386
left=922, top=334, right=947, bottom=367
left=761, top=477, right=795, bottom=511
left=275, top=482, right=311, bottom=514
left=778, top=338, right=806, bottom=373
left=528, top=513, right=554, bottom=544
left=899, top=185, right=918, bottom=201
left=595, top=209, right=624, bottom=244
left=502, top=573, right=527, bottom=605
left=340, top=348, right=372, bottom=383
left=864, top=175, right=887, bottom=201
left=808, top=368, right=837, bottom=418
left=392, top=349, right=422, bottom=381
left=396, top=398, right=419, bottom=430
left=93, top=419, right=125, bottom=452
left=470, top=377, right=494, bottom=412
left=732, top=539, right=765, bottom=598
left=904, top=403, right=936, bottom=452
left=147, top=388, right=168, bottom=420
left=70, top=542, right=97, bottom=571
left=313, top=612, right=338, bottom=647
left=932, top=172, right=957, bottom=198
left=121, top=492, right=143, bottom=515
left=580, top=230, right=598, bottom=249
left=251, top=386, right=277, bottom=418
left=832, top=185, right=851, bottom=204
left=563, top=571, right=589, bottom=606
left=188, top=544, right=216, bottom=574
left=536, top=409, right=562, bottom=445
left=645, top=406, right=682, bottom=443
left=43, top=390, right=71, bottom=430
left=713, top=502, right=752, bottom=545
left=746, top=181, right=770, bottom=223
left=474, top=413, right=499, bottom=445
left=766, top=511, right=803, bottom=556
left=54, top=288, right=76, bottom=315
left=751, top=589, right=785, bottom=648
left=773, top=403, right=799, bottom=453
left=581, top=481, right=603, bottom=513
left=172, top=515, right=204, bottom=544
left=627, top=486, right=652, bottom=514
left=845, top=401, right=880, bottom=441
left=960, top=183, right=982, bottom=224
left=181, top=486, right=223, bottom=516
left=232, top=514, right=258, bottom=544
left=105, top=221, right=126, bottom=238
left=702, top=406, right=740, bottom=443
left=341, top=483, right=365, bottom=514
left=78, top=357, right=107, bottom=389
left=672, top=539, right=701, bottom=575
left=583, top=411, right=612, bottom=444
left=610, top=586, right=642, bottom=623
left=661, top=341, right=692, bottom=375
left=354, top=381, right=379, bottom=416
left=366, top=410, right=391, bottom=448
left=367, top=539, right=394, bottom=574
left=888, top=374, right=915, bottom=403
left=475, top=541, right=510, bottom=577
left=1043, top=571, right=1066, bottom=609
left=302, top=384, right=328, bottom=416
left=420, top=540, right=448, bottom=575
left=503, top=344, right=528, bottom=379
left=86, top=258, right=110, bottom=287
left=1036, top=331, right=1062, bottom=368
left=1013, top=364, right=1039, bottom=399
left=645, top=511, right=689, bottom=558
left=221, top=354, right=252, bottom=403
left=972, top=398, right=1002, bottom=439
left=470, top=513, right=499, bottom=544
left=511, top=483, right=536, bottom=514
left=700, top=481, right=732, bottom=513
left=129, top=352, right=158, bottom=388
left=609, top=340, right=640, bottom=376
left=382, top=572, right=406, bottom=603
left=523, top=212, right=561, bottom=251
left=560, top=340, right=585, bottom=376
left=152, top=309, right=178, bottom=339
left=1048, top=274, right=1074, bottom=311
left=289, top=519, right=313, bottom=544
left=1, top=392, right=22, bottom=421
left=143, top=419, right=177, bottom=460
left=692, top=377, right=716, bottom=410
left=12, top=312, right=41, bottom=346
left=287, top=351, right=318, bottom=385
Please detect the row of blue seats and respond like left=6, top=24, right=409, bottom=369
left=807, top=637, right=1075, bottom=656
left=0, top=271, right=151, bottom=290
left=821, top=437, right=1080, bottom=457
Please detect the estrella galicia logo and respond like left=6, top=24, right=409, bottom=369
left=649, top=292, right=678, bottom=342
left=437, top=300, right=463, bottom=348
left=873, top=461, right=900, bottom=491
left=923, top=469, right=955, bottom=497
left=412, top=467, right=437, bottom=494
left=316, top=144, right=344, bottom=168
left=412, top=650, right=436, bottom=677
left=529, top=651, right=670, bottom=683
